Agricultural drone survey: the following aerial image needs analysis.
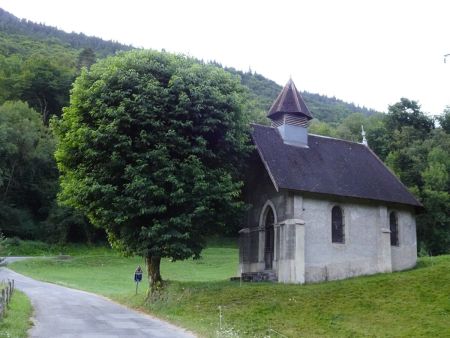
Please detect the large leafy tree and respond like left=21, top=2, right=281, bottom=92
left=55, top=50, right=250, bottom=289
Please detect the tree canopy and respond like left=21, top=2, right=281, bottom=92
left=55, top=50, right=251, bottom=288
left=386, top=98, right=434, bottom=137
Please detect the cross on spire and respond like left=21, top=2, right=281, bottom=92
left=361, top=125, right=368, bottom=146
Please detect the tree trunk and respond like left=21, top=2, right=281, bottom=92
left=145, top=255, right=162, bottom=292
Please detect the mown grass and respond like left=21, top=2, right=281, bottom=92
left=9, top=244, right=450, bottom=338
left=9, top=246, right=237, bottom=295
left=0, top=290, right=33, bottom=338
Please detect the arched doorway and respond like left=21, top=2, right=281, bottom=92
left=264, top=208, right=275, bottom=270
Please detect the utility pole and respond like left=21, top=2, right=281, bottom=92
left=444, top=54, right=450, bottom=63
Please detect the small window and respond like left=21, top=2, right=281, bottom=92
left=390, top=212, right=399, bottom=246
left=332, top=206, right=344, bottom=243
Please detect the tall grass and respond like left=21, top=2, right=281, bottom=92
left=0, top=290, right=33, bottom=338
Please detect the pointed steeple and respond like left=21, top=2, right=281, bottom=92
left=268, top=78, right=312, bottom=147
left=267, top=79, right=313, bottom=120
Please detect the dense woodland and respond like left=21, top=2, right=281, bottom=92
left=0, top=8, right=448, bottom=255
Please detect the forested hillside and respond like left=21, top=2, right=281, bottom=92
left=0, top=7, right=448, bottom=255
left=0, top=8, right=377, bottom=124
left=223, top=66, right=378, bottom=122
left=0, top=8, right=132, bottom=57
left=0, top=8, right=135, bottom=243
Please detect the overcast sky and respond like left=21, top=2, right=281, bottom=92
left=1, top=0, right=449, bottom=115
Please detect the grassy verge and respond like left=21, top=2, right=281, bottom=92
left=9, top=247, right=450, bottom=337
left=0, top=290, right=33, bottom=338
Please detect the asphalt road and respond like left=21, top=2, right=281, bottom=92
left=0, top=262, right=195, bottom=338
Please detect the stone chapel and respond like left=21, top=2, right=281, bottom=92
left=239, top=79, right=421, bottom=283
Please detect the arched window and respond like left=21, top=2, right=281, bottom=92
left=390, top=212, right=399, bottom=246
left=332, top=206, right=344, bottom=243
left=264, top=208, right=275, bottom=269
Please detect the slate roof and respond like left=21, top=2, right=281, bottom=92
left=251, top=124, right=422, bottom=207
left=267, top=79, right=313, bottom=120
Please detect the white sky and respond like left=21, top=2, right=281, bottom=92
left=1, top=0, right=449, bottom=115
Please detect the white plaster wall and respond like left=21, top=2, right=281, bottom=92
left=391, top=209, right=417, bottom=271
left=302, top=197, right=410, bottom=283
left=242, top=185, right=417, bottom=282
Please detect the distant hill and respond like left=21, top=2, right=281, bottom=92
left=223, top=66, right=379, bottom=123
left=0, top=7, right=379, bottom=123
left=0, top=8, right=132, bottom=57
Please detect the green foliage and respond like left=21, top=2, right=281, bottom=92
left=0, top=6, right=380, bottom=127
left=0, top=54, right=22, bottom=101
left=309, top=112, right=391, bottom=159
left=0, top=100, right=96, bottom=244
left=223, top=66, right=379, bottom=124
left=0, top=38, right=79, bottom=123
left=0, top=46, right=75, bottom=123
left=418, top=190, right=450, bottom=254
left=41, top=204, right=106, bottom=244
left=309, top=119, right=337, bottom=137
left=383, top=100, right=449, bottom=254
left=384, top=130, right=427, bottom=188
left=437, top=106, right=450, bottom=133
left=9, top=248, right=450, bottom=338
left=0, top=101, right=57, bottom=238
left=0, top=290, right=33, bottom=338
left=19, top=54, right=74, bottom=123
left=77, top=48, right=97, bottom=71
left=0, top=8, right=132, bottom=124
left=55, top=50, right=251, bottom=268
left=335, top=113, right=367, bottom=142
left=422, top=149, right=449, bottom=191
left=304, top=91, right=378, bottom=123
left=0, top=239, right=113, bottom=256
left=415, top=134, right=450, bottom=254
left=364, top=114, right=390, bottom=160
left=0, top=8, right=132, bottom=57
left=0, top=9, right=131, bottom=243
left=386, top=98, right=434, bottom=137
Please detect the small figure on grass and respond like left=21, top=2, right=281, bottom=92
left=134, top=265, right=143, bottom=294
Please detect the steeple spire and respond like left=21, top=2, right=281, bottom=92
left=267, top=79, right=312, bottom=120
left=268, top=78, right=312, bottom=147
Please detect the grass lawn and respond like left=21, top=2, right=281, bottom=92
left=8, top=243, right=450, bottom=338
left=0, top=290, right=33, bottom=338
